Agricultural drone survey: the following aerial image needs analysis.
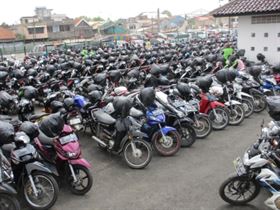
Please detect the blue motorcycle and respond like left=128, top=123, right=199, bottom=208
left=140, top=104, right=182, bottom=156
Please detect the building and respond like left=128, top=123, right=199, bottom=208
left=0, top=27, right=16, bottom=42
left=74, top=18, right=94, bottom=39
left=211, top=0, right=280, bottom=64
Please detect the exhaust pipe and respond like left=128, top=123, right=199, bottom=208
left=92, top=136, right=107, bottom=147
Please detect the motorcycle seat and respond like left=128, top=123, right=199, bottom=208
left=1, top=143, right=15, bottom=153
left=0, top=115, right=12, bottom=121
left=92, top=110, right=116, bottom=125
left=129, top=107, right=144, bottom=118
left=38, top=130, right=54, bottom=146
left=29, top=113, right=49, bottom=122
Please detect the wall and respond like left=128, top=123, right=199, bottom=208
left=22, top=25, right=48, bottom=40
left=238, top=15, right=280, bottom=64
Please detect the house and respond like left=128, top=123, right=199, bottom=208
left=100, top=21, right=127, bottom=35
left=211, top=0, right=280, bottom=65
left=74, top=18, right=94, bottom=39
left=45, top=18, right=75, bottom=41
left=19, top=16, right=48, bottom=41
left=0, top=27, right=16, bottom=42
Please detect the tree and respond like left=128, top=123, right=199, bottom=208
left=162, top=10, right=172, bottom=17
left=0, top=22, right=9, bottom=28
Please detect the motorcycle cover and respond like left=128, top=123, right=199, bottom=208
left=22, top=86, right=38, bottom=100
left=139, top=87, right=155, bottom=107
left=0, top=121, right=14, bottom=145
left=39, top=113, right=64, bottom=138
left=267, top=96, right=280, bottom=121
left=0, top=91, right=13, bottom=107
left=113, top=96, right=133, bottom=118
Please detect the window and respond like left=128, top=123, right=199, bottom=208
left=252, top=15, right=280, bottom=24
left=59, top=25, right=70, bottom=32
left=264, top=33, right=268, bottom=37
left=278, top=47, right=280, bottom=52
left=251, top=33, right=255, bottom=37
left=278, top=33, right=280, bottom=37
left=47, top=26, right=53, bottom=33
left=27, top=27, right=44, bottom=34
left=251, top=47, right=255, bottom=51
left=264, top=47, right=268, bottom=51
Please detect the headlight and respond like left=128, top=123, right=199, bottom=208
left=67, top=152, right=79, bottom=159
left=243, top=152, right=250, bottom=166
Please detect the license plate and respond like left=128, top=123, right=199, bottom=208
left=233, top=157, right=246, bottom=176
left=59, top=134, right=78, bottom=145
left=70, top=118, right=81, bottom=125
left=173, top=100, right=186, bottom=108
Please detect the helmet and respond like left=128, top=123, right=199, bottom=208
left=88, top=90, right=103, bottom=104
left=139, top=87, right=155, bottom=107
left=257, top=53, right=265, bottom=62
left=19, top=121, right=39, bottom=140
left=64, top=98, right=75, bottom=112
left=50, top=100, right=64, bottom=113
left=209, top=86, right=224, bottom=97
left=0, top=121, right=14, bottom=145
left=176, top=82, right=191, bottom=98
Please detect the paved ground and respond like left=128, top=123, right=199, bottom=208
left=24, top=111, right=272, bottom=210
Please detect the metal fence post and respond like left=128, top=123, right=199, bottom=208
left=0, top=48, right=3, bottom=61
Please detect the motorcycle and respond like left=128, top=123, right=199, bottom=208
left=91, top=96, right=152, bottom=169
left=0, top=149, right=20, bottom=210
left=33, top=113, right=93, bottom=195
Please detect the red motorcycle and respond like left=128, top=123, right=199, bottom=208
left=34, top=123, right=93, bottom=195
left=199, top=92, right=229, bottom=130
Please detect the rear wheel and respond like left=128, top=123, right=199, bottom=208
left=0, top=193, right=20, bottom=210
left=152, top=130, right=181, bottom=156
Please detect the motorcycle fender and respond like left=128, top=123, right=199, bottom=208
left=240, top=92, right=254, bottom=99
left=249, top=89, right=263, bottom=96
left=69, top=158, right=91, bottom=169
left=225, top=100, right=242, bottom=106
left=197, top=113, right=209, bottom=118
left=25, top=161, right=59, bottom=176
left=160, top=126, right=176, bottom=135
left=132, top=130, right=148, bottom=139
left=209, top=101, right=225, bottom=109
left=0, top=183, right=17, bottom=195
left=173, top=118, right=194, bottom=126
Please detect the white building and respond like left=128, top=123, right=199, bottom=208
left=212, top=0, right=280, bottom=65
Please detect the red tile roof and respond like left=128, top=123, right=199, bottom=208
left=211, top=0, right=280, bottom=17
left=0, top=27, right=16, bottom=41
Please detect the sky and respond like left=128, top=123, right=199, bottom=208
left=0, top=0, right=227, bottom=24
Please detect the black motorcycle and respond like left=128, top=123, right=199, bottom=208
left=0, top=149, right=20, bottom=210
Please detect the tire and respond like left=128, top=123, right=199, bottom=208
left=23, top=172, right=59, bottom=210
left=68, top=164, right=93, bottom=195
left=192, top=114, right=212, bottom=139
left=227, top=104, right=245, bottom=126
left=208, top=107, right=229, bottom=130
left=0, top=193, right=20, bottom=210
left=175, top=123, right=197, bottom=147
left=252, top=94, right=267, bottom=113
left=123, top=139, right=152, bottom=169
left=219, top=175, right=260, bottom=205
left=241, top=98, right=254, bottom=118
left=152, top=130, right=182, bottom=156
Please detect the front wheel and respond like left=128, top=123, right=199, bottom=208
left=241, top=98, right=254, bottom=118
left=208, top=107, right=229, bottom=130
left=175, top=123, right=197, bottom=147
left=252, top=94, right=267, bottom=113
left=23, top=172, right=59, bottom=210
left=0, top=193, right=20, bottom=210
left=152, top=130, right=182, bottom=156
left=68, top=164, right=93, bottom=195
left=123, top=139, right=152, bottom=169
left=227, top=104, right=245, bottom=126
left=219, top=175, right=260, bottom=205
left=193, top=114, right=212, bottom=139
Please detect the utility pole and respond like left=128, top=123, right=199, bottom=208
left=157, top=8, right=160, bottom=33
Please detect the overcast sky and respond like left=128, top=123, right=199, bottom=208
left=1, top=0, right=228, bottom=24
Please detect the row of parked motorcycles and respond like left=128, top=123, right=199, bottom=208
left=0, top=41, right=279, bottom=210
